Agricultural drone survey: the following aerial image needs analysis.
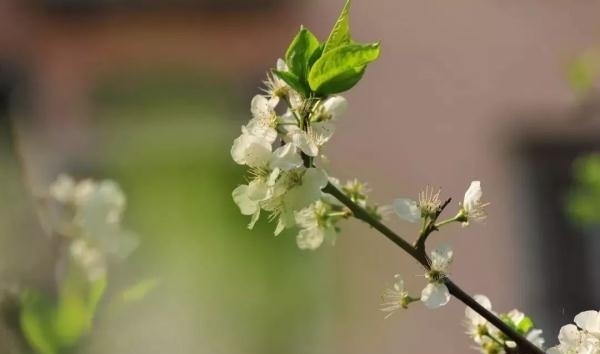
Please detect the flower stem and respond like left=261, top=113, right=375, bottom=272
left=322, top=182, right=545, bottom=354
left=434, top=216, right=458, bottom=229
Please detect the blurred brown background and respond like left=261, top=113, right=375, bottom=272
left=1, top=1, right=600, bottom=353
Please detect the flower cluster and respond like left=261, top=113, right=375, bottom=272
left=547, top=310, right=600, bottom=354
left=230, top=57, right=388, bottom=249
left=458, top=181, right=490, bottom=226
left=43, top=174, right=138, bottom=280
left=464, top=295, right=545, bottom=354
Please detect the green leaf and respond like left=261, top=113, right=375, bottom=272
left=53, top=262, right=107, bottom=347
left=273, top=70, right=308, bottom=96
left=285, top=26, right=320, bottom=82
left=88, top=276, right=107, bottom=315
left=517, top=316, right=534, bottom=334
left=20, top=292, right=58, bottom=354
left=323, top=0, right=352, bottom=54
left=308, top=42, right=380, bottom=95
left=308, top=43, right=324, bottom=69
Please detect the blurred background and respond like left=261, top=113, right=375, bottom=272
left=1, top=0, right=600, bottom=353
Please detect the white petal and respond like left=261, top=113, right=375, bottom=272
left=463, top=181, right=482, bottom=211
left=507, top=309, right=525, bottom=326
left=421, top=283, right=450, bottom=309
left=49, top=174, right=76, bottom=203
left=392, top=274, right=404, bottom=292
left=575, top=310, right=600, bottom=335
left=276, top=58, right=288, bottom=72
left=526, top=328, right=545, bottom=348
left=430, top=244, right=453, bottom=271
left=311, top=121, right=335, bottom=142
left=232, top=185, right=258, bottom=215
left=558, top=324, right=581, bottom=346
left=296, top=227, right=325, bottom=250
left=231, top=133, right=272, bottom=167
left=322, top=95, right=348, bottom=119
left=291, top=130, right=319, bottom=157
left=294, top=205, right=318, bottom=229
left=246, top=119, right=277, bottom=144
left=274, top=209, right=295, bottom=236
left=284, top=168, right=328, bottom=212
left=250, top=95, right=276, bottom=119
left=393, top=198, right=420, bottom=223
left=246, top=179, right=269, bottom=201
left=248, top=209, right=261, bottom=229
left=270, top=144, right=303, bottom=171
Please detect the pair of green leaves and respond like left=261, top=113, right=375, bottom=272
left=20, top=268, right=107, bottom=354
left=275, top=0, right=381, bottom=97
left=19, top=259, right=159, bottom=354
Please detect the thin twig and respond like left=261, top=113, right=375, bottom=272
left=322, top=182, right=545, bottom=354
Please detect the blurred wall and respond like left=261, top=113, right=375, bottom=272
left=1, top=1, right=600, bottom=354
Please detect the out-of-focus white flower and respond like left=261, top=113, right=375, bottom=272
left=46, top=175, right=137, bottom=260
left=421, top=245, right=453, bottom=309
left=460, top=181, right=489, bottom=226
left=69, top=239, right=106, bottom=281
left=393, top=198, right=420, bottom=223
left=381, top=274, right=410, bottom=318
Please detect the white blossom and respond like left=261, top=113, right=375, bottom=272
left=547, top=322, right=600, bottom=354
left=460, top=181, right=489, bottom=226
left=421, top=245, right=453, bottom=309
left=527, top=328, right=545, bottom=349
left=393, top=198, right=420, bottom=223
left=547, top=310, right=600, bottom=354
left=575, top=311, right=600, bottom=338
left=247, top=94, right=279, bottom=143
left=464, top=295, right=545, bottom=353
left=381, top=274, right=409, bottom=318
left=393, top=186, right=441, bottom=223
left=231, top=127, right=273, bottom=168
left=263, top=58, right=291, bottom=99
left=270, top=144, right=303, bottom=171
left=69, top=239, right=106, bottom=281
left=465, top=294, right=493, bottom=344
left=319, top=96, right=347, bottom=121
left=294, top=201, right=337, bottom=250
